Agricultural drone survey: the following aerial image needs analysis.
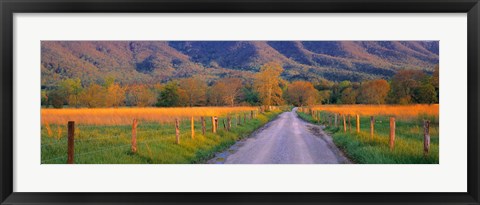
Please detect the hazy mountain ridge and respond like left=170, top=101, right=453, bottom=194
left=41, top=41, right=439, bottom=86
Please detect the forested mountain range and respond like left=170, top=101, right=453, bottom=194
left=41, top=41, right=439, bottom=87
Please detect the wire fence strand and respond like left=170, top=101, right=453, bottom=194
left=42, top=135, right=128, bottom=147
left=41, top=144, right=132, bottom=163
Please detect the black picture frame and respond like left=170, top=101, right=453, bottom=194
left=1, top=0, right=479, bottom=204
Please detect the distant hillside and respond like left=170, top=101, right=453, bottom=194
left=41, top=41, right=439, bottom=87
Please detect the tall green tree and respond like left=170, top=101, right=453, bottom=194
left=388, top=70, right=426, bottom=104
left=157, top=81, right=180, bottom=107
left=59, top=78, right=83, bottom=107
left=432, top=64, right=439, bottom=100
left=414, top=83, right=437, bottom=104
left=48, top=89, right=66, bottom=108
left=241, top=84, right=260, bottom=105
left=41, top=90, right=49, bottom=107
left=340, top=87, right=358, bottom=104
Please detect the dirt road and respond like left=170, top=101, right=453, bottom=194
left=209, top=108, right=351, bottom=164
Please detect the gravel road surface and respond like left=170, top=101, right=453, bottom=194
left=208, top=108, right=351, bottom=164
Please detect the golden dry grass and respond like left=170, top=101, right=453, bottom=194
left=309, top=104, right=439, bottom=119
left=41, top=107, right=259, bottom=125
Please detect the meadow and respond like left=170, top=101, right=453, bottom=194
left=42, top=104, right=439, bottom=164
left=308, top=104, right=439, bottom=120
left=297, top=104, right=439, bottom=164
left=41, top=107, right=284, bottom=164
left=41, top=106, right=259, bottom=125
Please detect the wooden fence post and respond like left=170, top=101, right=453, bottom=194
left=356, top=114, right=360, bottom=133
left=131, top=119, right=137, bottom=154
left=370, top=116, right=375, bottom=140
left=250, top=111, right=253, bottom=119
left=201, top=116, right=206, bottom=135
left=175, top=118, right=180, bottom=144
left=223, top=119, right=227, bottom=130
left=191, top=116, right=195, bottom=139
left=317, top=112, right=321, bottom=124
left=389, top=117, right=396, bottom=150
left=237, top=114, right=241, bottom=126
left=424, top=120, right=430, bottom=156
left=343, top=115, right=347, bottom=132
left=211, top=116, right=216, bottom=133
left=227, top=115, right=231, bottom=131
left=244, top=113, right=247, bottom=123
left=67, top=121, right=75, bottom=164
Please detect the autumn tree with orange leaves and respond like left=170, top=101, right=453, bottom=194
left=285, top=81, right=319, bottom=106
left=126, top=85, right=156, bottom=107
left=254, top=62, right=284, bottom=108
left=79, top=83, right=107, bottom=108
left=357, top=79, right=390, bottom=104
left=43, top=62, right=439, bottom=108
left=210, top=78, right=243, bottom=106
left=105, top=83, right=126, bottom=108
left=178, top=76, right=207, bottom=107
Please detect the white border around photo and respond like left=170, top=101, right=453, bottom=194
left=13, top=13, right=467, bottom=192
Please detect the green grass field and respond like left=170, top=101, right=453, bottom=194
left=297, top=111, right=439, bottom=164
left=41, top=110, right=283, bottom=164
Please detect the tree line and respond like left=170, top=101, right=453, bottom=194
left=42, top=62, right=439, bottom=108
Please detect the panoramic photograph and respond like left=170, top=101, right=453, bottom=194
left=40, top=41, right=439, bottom=164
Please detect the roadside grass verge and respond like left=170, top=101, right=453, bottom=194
left=42, top=110, right=283, bottom=164
left=296, top=111, right=439, bottom=164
